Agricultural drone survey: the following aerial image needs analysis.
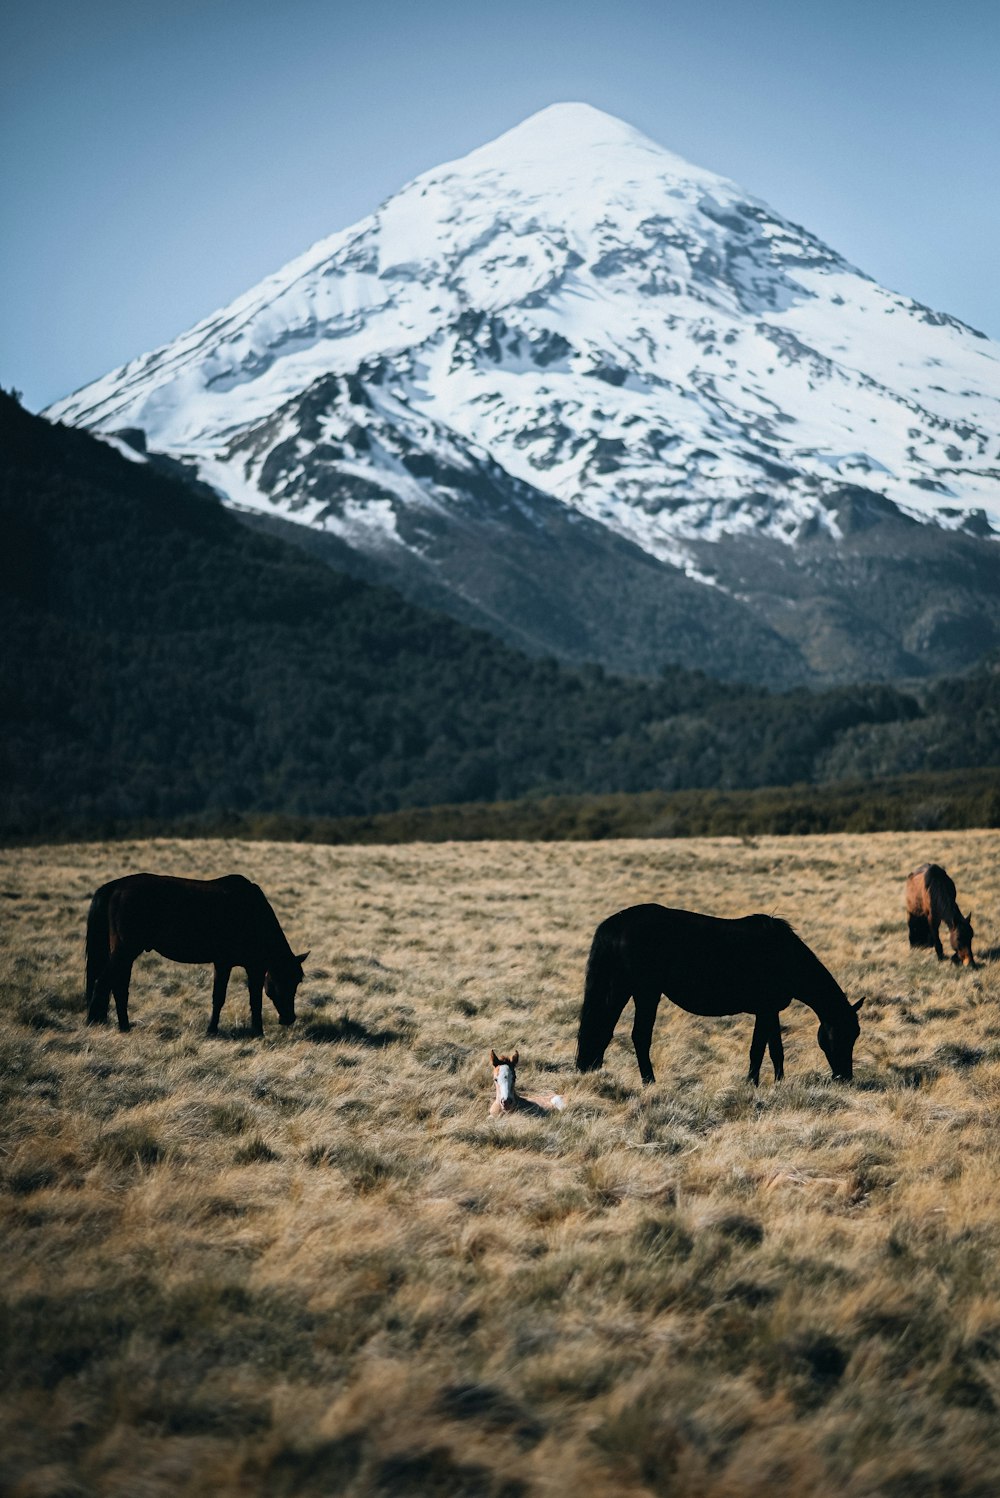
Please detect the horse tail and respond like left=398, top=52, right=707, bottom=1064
left=908, top=911, right=932, bottom=948
left=85, top=882, right=114, bottom=1005
left=576, top=918, right=623, bottom=1071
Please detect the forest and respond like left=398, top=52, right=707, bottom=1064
left=1, top=392, right=997, bottom=841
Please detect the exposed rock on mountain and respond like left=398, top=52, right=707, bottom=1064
left=47, top=104, right=1000, bottom=682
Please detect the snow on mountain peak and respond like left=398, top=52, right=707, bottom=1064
left=48, top=103, right=1000, bottom=565
left=438, top=101, right=720, bottom=186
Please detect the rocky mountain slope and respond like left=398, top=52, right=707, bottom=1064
left=47, top=104, right=1000, bottom=683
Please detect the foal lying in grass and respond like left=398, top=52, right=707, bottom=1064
left=489, top=1049, right=566, bottom=1116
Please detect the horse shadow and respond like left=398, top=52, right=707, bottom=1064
left=436, top=1383, right=544, bottom=1450
left=976, top=945, right=1000, bottom=964
left=302, top=1014, right=408, bottom=1048
left=214, top=1023, right=279, bottom=1042
left=858, top=1041, right=987, bottom=1093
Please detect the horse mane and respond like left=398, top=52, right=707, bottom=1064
left=771, top=917, right=850, bottom=1020
left=243, top=880, right=296, bottom=966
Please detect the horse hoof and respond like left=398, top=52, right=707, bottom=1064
left=117, top=1022, right=131, bottom=1033
left=251, top=1027, right=264, bottom=1039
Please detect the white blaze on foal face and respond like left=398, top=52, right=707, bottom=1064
left=490, top=1048, right=519, bottom=1111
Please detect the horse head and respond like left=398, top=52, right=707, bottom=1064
left=950, top=913, right=975, bottom=968
left=490, top=1048, right=519, bottom=1112
left=265, top=950, right=309, bottom=1025
left=817, top=998, right=863, bottom=1081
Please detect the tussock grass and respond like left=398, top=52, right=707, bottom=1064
left=0, top=831, right=999, bottom=1495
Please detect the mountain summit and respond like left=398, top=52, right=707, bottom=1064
left=47, top=104, right=1000, bottom=681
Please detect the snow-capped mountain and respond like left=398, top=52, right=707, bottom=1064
left=47, top=103, right=1000, bottom=682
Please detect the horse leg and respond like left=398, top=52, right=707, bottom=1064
left=247, top=969, right=265, bottom=1037
left=767, top=1014, right=784, bottom=1082
left=110, top=949, right=135, bottom=1032
left=931, top=919, right=945, bottom=961
left=207, top=964, right=231, bottom=1036
left=747, top=1012, right=768, bottom=1085
left=631, top=990, right=660, bottom=1086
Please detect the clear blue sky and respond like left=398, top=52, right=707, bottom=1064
left=3, top=0, right=998, bottom=411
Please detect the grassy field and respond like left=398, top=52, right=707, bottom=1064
left=2, top=832, right=999, bottom=1498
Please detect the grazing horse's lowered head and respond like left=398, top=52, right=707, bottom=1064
left=817, top=999, right=864, bottom=1082
left=264, top=950, right=309, bottom=1025
left=489, top=1049, right=566, bottom=1116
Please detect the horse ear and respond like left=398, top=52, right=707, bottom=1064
left=295, top=951, right=310, bottom=965
left=490, top=1049, right=499, bottom=1068
left=853, top=998, right=864, bottom=1012
left=511, top=1049, right=519, bottom=1066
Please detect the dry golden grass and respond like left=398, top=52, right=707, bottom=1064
left=1, top=831, right=999, bottom=1498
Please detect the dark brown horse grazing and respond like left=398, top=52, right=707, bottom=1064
left=905, top=863, right=975, bottom=967
left=85, top=873, right=308, bottom=1035
left=576, top=904, right=862, bottom=1086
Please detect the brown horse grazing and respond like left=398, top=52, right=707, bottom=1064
left=576, top=904, right=863, bottom=1086
left=85, top=873, right=308, bottom=1035
left=906, top=863, right=975, bottom=967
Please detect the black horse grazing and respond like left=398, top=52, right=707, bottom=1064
left=906, top=863, right=975, bottom=967
left=576, top=904, right=862, bottom=1086
left=85, top=873, right=307, bottom=1036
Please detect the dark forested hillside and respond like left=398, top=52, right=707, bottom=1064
left=1, top=393, right=997, bottom=839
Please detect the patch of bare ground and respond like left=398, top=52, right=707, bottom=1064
left=1, top=832, right=999, bottom=1496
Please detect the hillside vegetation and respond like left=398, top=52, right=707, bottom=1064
left=2, top=395, right=999, bottom=841
left=2, top=832, right=999, bottom=1496
left=78, top=767, right=992, bottom=847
